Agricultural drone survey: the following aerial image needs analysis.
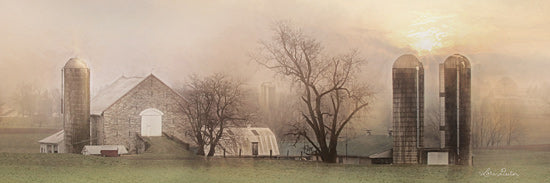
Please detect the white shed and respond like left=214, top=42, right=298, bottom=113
left=212, top=127, right=280, bottom=157
left=81, top=145, right=129, bottom=155
left=38, top=130, right=65, bottom=153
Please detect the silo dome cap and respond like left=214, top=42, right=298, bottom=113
left=393, top=54, right=423, bottom=68
left=444, top=54, right=471, bottom=68
left=64, top=57, right=88, bottom=68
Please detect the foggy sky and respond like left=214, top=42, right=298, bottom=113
left=1, top=0, right=549, bottom=94
left=1, top=0, right=550, bottom=130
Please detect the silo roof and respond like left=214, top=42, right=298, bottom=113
left=393, top=54, right=423, bottom=68
left=64, top=58, right=88, bottom=69
left=444, top=54, right=471, bottom=68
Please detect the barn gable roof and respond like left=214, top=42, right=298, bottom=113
left=91, top=74, right=184, bottom=115
left=38, top=130, right=64, bottom=144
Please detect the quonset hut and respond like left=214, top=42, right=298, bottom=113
left=62, top=58, right=91, bottom=153
left=212, top=127, right=280, bottom=157
left=440, top=54, right=472, bottom=165
left=392, top=54, right=424, bottom=164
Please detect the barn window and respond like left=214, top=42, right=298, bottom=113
left=251, top=142, right=258, bottom=156
left=251, top=130, right=259, bottom=136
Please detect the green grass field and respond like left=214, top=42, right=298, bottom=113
left=0, top=149, right=548, bottom=183
left=0, top=130, right=548, bottom=182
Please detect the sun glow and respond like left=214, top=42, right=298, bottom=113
left=406, top=13, right=455, bottom=55
left=408, top=27, right=446, bottom=52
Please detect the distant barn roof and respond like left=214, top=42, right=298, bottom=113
left=38, top=130, right=64, bottom=144
left=91, top=76, right=146, bottom=115
left=64, top=58, right=88, bottom=69
left=393, top=54, right=423, bottom=68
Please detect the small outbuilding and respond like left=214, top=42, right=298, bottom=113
left=38, top=130, right=65, bottom=153
left=213, top=127, right=280, bottom=157
left=369, top=149, right=393, bottom=164
left=81, top=145, right=129, bottom=156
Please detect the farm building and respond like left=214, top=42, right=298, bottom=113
left=279, top=135, right=393, bottom=164
left=89, top=74, right=190, bottom=154
left=212, top=127, right=280, bottom=157
left=39, top=58, right=192, bottom=154
left=39, top=130, right=65, bottom=153
left=82, top=145, right=128, bottom=156
left=439, top=54, right=472, bottom=165
left=392, top=54, right=424, bottom=164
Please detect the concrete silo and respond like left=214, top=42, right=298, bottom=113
left=62, top=58, right=90, bottom=153
left=440, top=54, right=472, bottom=165
left=392, top=54, right=424, bottom=164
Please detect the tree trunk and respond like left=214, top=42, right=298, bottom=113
left=196, top=145, right=205, bottom=156
left=321, top=149, right=338, bottom=163
left=207, top=144, right=216, bottom=156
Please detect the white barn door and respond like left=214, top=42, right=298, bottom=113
left=140, top=108, right=163, bottom=136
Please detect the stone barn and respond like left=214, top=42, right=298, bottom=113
left=89, top=74, right=189, bottom=153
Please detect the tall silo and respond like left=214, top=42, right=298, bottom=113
left=440, top=54, right=472, bottom=165
left=392, top=54, right=424, bottom=164
left=62, top=58, right=90, bottom=153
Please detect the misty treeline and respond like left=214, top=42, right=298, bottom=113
left=254, top=22, right=373, bottom=163
left=0, top=83, right=60, bottom=127
left=176, top=73, right=254, bottom=156
left=424, top=77, right=527, bottom=148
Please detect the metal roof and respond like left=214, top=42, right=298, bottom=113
left=38, top=130, right=64, bottom=144
left=64, top=58, right=88, bottom=69
left=214, top=127, right=280, bottom=156
left=393, top=54, right=423, bottom=68
left=369, top=149, right=393, bottom=159
left=444, top=54, right=471, bottom=68
left=81, top=145, right=129, bottom=155
left=90, top=76, right=146, bottom=115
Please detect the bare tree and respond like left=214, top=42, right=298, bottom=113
left=178, top=73, right=248, bottom=156
left=255, top=22, right=372, bottom=163
left=474, top=93, right=524, bottom=148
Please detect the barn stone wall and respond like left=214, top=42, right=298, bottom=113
left=97, top=76, right=188, bottom=153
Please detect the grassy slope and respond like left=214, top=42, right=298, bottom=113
left=0, top=150, right=548, bottom=183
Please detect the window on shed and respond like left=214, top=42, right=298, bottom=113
left=251, top=130, right=259, bottom=136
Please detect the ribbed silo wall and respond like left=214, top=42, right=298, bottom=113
left=392, top=55, right=424, bottom=164
left=443, top=54, right=472, bottom=165
left=63, top=66, right=90, bottom=153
